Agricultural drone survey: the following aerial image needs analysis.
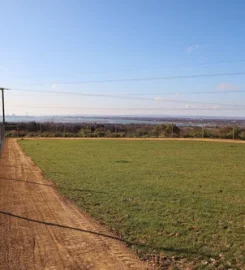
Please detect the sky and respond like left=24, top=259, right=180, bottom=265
left=1, top=0, right=245, bottom=117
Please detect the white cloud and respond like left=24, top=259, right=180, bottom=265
left=154, top=97, right=163, bottom=101
left=186, top=45, right=199, bottom=54
left=216, top=83, right=240, bottom=91
left=52, top=84, right=57, bottom=89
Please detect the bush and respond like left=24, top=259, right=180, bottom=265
left=77, top=128, right=91, bottom=137
left=5, top=130, right=18, bottom=137
left=53, top=132, right=63, bottom=137
left=238, top=130, right=245, bottom=140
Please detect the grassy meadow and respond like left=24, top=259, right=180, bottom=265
left=19, top=139, right=245, bottom=269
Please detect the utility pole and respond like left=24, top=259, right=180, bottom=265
left=200, top=118, right=204, bottom=139
left=232, top=121, right=236, bottom=140
left=0, top=87, right=9, bottom=126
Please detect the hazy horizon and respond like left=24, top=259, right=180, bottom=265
left=5, top=114, right=245, bottom=120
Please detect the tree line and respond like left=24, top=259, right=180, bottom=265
left=4, top=121, right=245, bottom=140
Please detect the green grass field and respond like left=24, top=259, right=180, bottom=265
left=19, top=139, right=245, bottom=269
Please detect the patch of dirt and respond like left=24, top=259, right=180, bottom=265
left=0, top=139, right=149, bottom=270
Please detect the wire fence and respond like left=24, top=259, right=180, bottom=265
left=0, top=124, right=5, bottom=156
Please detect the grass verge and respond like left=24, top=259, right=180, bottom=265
left=19, top=139, right=245, bottom=269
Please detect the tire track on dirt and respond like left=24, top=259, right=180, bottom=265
left=0, top=139, right=149, bottom=270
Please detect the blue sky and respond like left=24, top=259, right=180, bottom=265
left=1, top=0, right=245, bottom=117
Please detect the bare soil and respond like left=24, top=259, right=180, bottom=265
left=0, top=139, right=148, bottom=270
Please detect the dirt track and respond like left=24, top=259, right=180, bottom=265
left=0, top=139, right=148, bottom=270
left=26, top=137, right=245, bottom=143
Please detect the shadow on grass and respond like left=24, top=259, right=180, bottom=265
left=0, top=176, right=53, bottom=187
left=68, top=188, right=108, bottom=194
left=0, top=210, right=213, bottom=259
left=0, top=164, right=37, bottom=170
left=0, top=177, right=107, bottom=195
left=0, top=173, right=107, bottom=194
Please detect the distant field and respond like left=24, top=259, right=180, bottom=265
left=19, top=139, right=245, bottom=269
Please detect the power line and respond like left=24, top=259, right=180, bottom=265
left=6, top=59, right=245, bottom=78
left=10, top=88, right=245, bottom=108
left=119, top=90, right=245, bottom=95
left=50, top=72, right=245, bottom=85
left=8, top=105, right=245, bottom=111
left=11, top=88, right=245, bottom=96
left=94, top=59, right=245, bottom=73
